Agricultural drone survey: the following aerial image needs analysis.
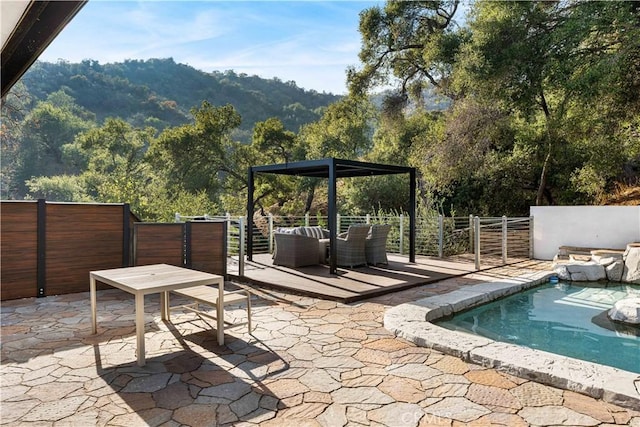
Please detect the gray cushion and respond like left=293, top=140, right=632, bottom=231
left=275, top=227, right=296, bottom=234
left=292, top=226, right=327, bottom=239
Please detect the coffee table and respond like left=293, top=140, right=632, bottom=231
left=90, top=264, right=224, bottom=366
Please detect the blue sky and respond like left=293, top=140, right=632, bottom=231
left=39, top=1, right=383, bottom=95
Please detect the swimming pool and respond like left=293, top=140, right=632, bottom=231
left=384, top=272, right=640, bottom=409
left=436, top=281, right=640, bottom=373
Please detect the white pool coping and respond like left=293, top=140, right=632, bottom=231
left=384, top=271, right=640, bottom=410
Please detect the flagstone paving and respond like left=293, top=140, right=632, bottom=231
left=2, top=261, right=640, bottom=426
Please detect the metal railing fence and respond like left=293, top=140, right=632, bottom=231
left=176, top=213, right=532, bottom=274
left=471, top=216, right=533, bottom=269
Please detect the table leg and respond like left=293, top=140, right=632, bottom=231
left=217, top=301, right=224, bottom=346
left=135, top=293, right=146, bottom=366
left=217, top=279, right=224, bottom=345
left=161, top=291, right=168, bottom=321
left=90, top=275, right=97, bottom=334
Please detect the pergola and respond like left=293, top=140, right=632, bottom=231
left=247, top=158, right=416, bottom=274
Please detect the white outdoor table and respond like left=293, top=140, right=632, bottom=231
left=90, top=264, right=224, bottom=366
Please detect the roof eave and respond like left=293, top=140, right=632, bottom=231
left=1, top=0, right=87, bottom=99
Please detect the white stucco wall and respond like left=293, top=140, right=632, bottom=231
left=530, top=206, right=640, bottom=260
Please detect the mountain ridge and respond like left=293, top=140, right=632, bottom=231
left=18, top=58, right=342, bottom=140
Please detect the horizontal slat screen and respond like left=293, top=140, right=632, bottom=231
left=1, top=201, right=132, bottom=300
left=1, top=201, right=228, bottom=301
left=46, top=203, right=125, bottom=295
left=1, top=201, right=38, bottom=299
left=189, top=221, right=226, bottom=275
left=133, top=223, right=184, bottom=267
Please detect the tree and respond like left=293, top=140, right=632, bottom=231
left=342, top=106, right=439, bottom=214
left=351, top=0, right=640, bottom=213
left=246, top=117, right=306, bottom=215
left=299, top=97, right=375, bottom=160
left=551, top=2, right=640, bottom=200
left=150, top=102, right=247, bottom=206
left=348, top=0, right=466, bottom=101
left=252, top=117, right=301, bottom=164
left=454, top=2, right=564, bottom=205
left=295, top=97, right=376, bottom=213
left=24, top=175, right=88, bottom=201
left=12, top=92, right=94, bottom=198
left=455, top=1, right=640, bottom=205
left=1, top=82, right=31, bottom=199
left=71, top=118, right=159, bottom=217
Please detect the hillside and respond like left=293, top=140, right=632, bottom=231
left=17, top=58, right=341, bottom=139
left=603, top=184, right=640, bottom=206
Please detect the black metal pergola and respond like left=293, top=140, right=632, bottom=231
left=246, top=158, right=416, bottom=274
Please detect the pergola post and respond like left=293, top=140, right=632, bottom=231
left=328, top=159, right=337, bottom=274
left=409, top=168, right=416, bottom=263
left=246, top=167, right=254, bottom=261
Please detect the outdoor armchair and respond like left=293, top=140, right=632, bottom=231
left=336, top=224, right=370, bottom=268
left=365, top=224, right=391, bottom=266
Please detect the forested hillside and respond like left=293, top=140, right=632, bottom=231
left=18, top=58, right=339, bottom=137
left=1, top=58, right=344, bottom=211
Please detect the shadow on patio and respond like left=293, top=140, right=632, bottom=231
left=231, top=254, right=480, bottom=303
left=90, top=326, right=290, bottom=426
left=1, top=289, right=289, bottom=425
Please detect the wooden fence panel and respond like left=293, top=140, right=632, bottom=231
left=46, top=203, right=126, bottom=295
left=1, top=201, right=228, bottom=300
left=1, top=201, right=38, bottom=299
left=188, top=221, right=227, bottom=276
left=133, top=223, right=184, bottom=267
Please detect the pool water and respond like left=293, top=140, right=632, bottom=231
left=437, top=281, right=640, bottom=373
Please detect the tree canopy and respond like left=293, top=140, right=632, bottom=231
left=349, top=0, right=640, bottom=213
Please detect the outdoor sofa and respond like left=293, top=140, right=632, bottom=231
left=273, top=223, right=392, bottom=269
left=273, top=226, right=329, bottom=267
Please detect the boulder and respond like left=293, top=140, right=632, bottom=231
left=570, top=271, right=589, bottom=281
left=565, top=263, right=606, bottom=281
left=554, top=243, right=640, bottom=284
left=592, top=256, right=616, bottom=267
left=608, top=297, right=640, bottom=325
left=553, top=264, right=571, bottom=281
left=622, top=243, right=640, bottom=284
left=605, top=260, right=624, bottom=282
left=569, top=254, right=591, bottom=262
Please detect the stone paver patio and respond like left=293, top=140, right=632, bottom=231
left=2, top=261, right=640, bottom=426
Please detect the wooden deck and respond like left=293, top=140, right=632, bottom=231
left=228, top=253, right=478, bottom=303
